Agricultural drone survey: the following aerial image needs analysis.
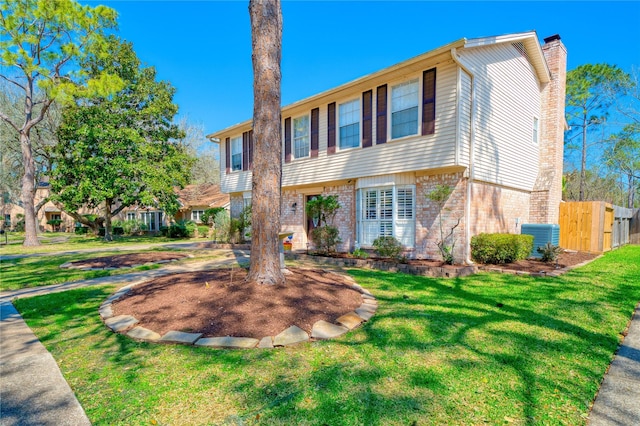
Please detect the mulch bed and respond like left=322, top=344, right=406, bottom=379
left=66, top=252, right=188, bottom=269
left=112, top=268, right=363, bottom=339
left=488, top=250, right=600, bottom=273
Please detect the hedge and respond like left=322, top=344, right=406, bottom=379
left=470, top=233, right=534, bottom=264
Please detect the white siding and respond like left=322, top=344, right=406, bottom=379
left=458, top=69, right=472, bottom=167
left=280, top=62, right=459, bottom=188
left=458, top=43, right=541, bottom=191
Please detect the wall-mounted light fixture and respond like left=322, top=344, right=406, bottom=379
left=291, top=202, right=297, bottom=213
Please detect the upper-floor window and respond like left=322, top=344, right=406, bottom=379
left=391, top=79, right=419, bottom=139
left=293, top=115, right=310, bottom=159
left=339, top=98, right=360, bottom=149
left=533, top=117, right=539, bottom=144
left=231, top=136, right=242, bottom=171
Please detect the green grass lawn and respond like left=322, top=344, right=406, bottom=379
left=0, top=248, right=233, bottom=292
left=13, top=246, right=640, bottom=425
left=0, top=232, right=188, bottom=256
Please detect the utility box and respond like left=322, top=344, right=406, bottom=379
left=521, top=224, right=560, bottom=258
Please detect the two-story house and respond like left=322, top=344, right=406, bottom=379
left=207, top=31, right=567, bottom=262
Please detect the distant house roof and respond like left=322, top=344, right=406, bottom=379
left=176, top=184, right=230, bottom=210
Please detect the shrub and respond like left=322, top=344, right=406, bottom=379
left=213, top=210, right=231, bottom=242
left=373, top=236, right=403, bottom=259
left=201, top=207, right=225, bottom=227
left=75, top=226, right=88, bottom=235
left=311, top=226, right=341, bottom=254
left=112, top=226, right=124, bottom=236
left=470, top=233, right=534, bottom=264
left=537, top=242, right=563, bottom=263
left=162, top=220, right=195, bottom=238
left=196, top=225, right=209, bottom=238
left=351, top=247, right=369, bottom=259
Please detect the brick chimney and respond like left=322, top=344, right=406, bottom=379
left=530, top=34, right=567, bottom=224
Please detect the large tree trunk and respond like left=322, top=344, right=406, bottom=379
left=103, top=198, right=113, bottom=242
left=20, top=131, right=40, bottom=246
left=245, top=0, right=285, bottom=286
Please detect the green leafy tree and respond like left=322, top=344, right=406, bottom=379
left=605, top=125, right=640, bottom=208
left=306, top=195, right=341, bottom=254
left=565, top=64, right=631, bottom=201
left=49, top=37, right=192, bottom=241
left=0, top=0, right=121, bottom=246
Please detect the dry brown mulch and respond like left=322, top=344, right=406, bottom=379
left=112, top=268, right=363, bottom=339
left=493, top=250, right=600, bottom=273
left=67, top=251, right=188, bottom=268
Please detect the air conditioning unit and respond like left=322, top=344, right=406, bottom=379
left=521, top=224, right=560, bottom=258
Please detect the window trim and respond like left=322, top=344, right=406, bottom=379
left=388, top=77, right=421, bottom=141
left=191, top=209, right=205, bottom=223
left=532, top=116, right=539, bottom=145
left=292, top=114, right=311, bottom=160
left=356, top=184, right=416, bottom=248
left=338, top=97, right=362, bottom=151
left=230, top=136, right=243, bottom=172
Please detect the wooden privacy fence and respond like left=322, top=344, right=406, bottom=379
left=559, top=201, right=635, bottom=253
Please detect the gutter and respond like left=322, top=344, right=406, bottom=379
left=451, top=47, right=476, bottom=265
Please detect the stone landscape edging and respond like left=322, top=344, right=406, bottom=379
left=98, top=270, right=376, bottom=349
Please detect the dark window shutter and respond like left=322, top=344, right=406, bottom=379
left=225, top=137, right=230, bottom=174
left=310, top=107, right=319, bottom=157
left=284, top=117, right=292, bottom=163
left=376, top=84, right=387, bottom=144
left=327, top=102, right=336, bottom=155
left=362, top=90, right=373, bottom=148
left=248, top=130, right=254, bottom=170
left=422, top=68, right=436, bottom=135
left=242, top=131, right=249, bottom=171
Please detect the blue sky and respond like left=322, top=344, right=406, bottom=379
left=88, top=1, right=640, bottom=137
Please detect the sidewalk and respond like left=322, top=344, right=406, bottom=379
left=588, top=303, right=640, bottom=425
left=0, top=251, right=249, bottom=426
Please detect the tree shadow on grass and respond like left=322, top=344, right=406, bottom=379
left=12, top=248, right=640, bottom=425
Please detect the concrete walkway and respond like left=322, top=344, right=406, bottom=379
left=589, top=303, right=640, bottom=425
left=0, top=250, right=249, bottom=426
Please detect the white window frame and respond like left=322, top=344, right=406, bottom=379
left=356, top=185, right=415, bottom=248
left=293, top=114, right=310, bottom=159
left=390, top=78, right=420, bottom=140
left=532, top=116, right=539, bottom=144
left=126, top=212, right=136, bottom=221
left=231, top=136, right=243, bottom=172
left=191, top=210, right=205, bottom=223
left=338, top=98, right=361, bottom=150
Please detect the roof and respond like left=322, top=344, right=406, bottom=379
left=175, top=184, right=230, bottom=210
left=207, top=31, right=552, bottom=140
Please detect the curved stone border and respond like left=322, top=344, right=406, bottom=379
left=60, top=254, right=194, bottom=271
left=99, top=270, right=376, bottom=349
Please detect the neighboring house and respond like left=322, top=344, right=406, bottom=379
left=207, top=32, right=565, bottom=261
left=1, top=181, right=86, bottom=232
left=174, top=184, right=230, bottom=224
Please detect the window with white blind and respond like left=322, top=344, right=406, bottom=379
left=191, top=210, right=204, bottom=222
left=231, top=136, right=242, bottom=171
left=391, top=79, right=419, bottom=139
left=356, top=185, right=415, bottom=247
left=293, top=115, right=310, bottom=159
left=339, top=99, right=360, bottom=149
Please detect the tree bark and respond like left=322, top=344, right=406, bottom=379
left=104, top=198, right=113, bottom=242
left=579, top=113, right=587, bottom=202
left=20, top=131, right=40, bottom=246
left=245, top=0, right=285, bottom=285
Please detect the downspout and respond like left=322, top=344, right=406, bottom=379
left=451, top=47, right=476, bottom=265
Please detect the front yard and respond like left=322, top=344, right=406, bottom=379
left=12, top=245, right=640, bottom=425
